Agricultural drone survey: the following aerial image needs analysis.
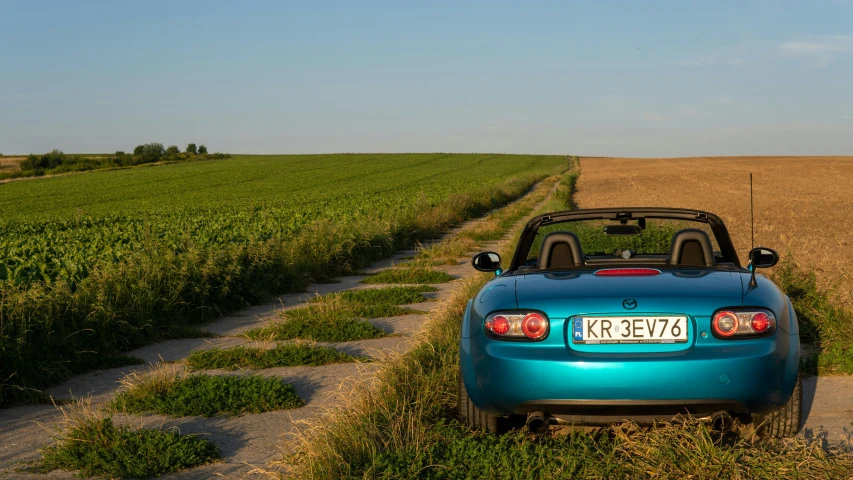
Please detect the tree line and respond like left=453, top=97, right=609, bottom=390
left=4, top=143, right=230, bottom=180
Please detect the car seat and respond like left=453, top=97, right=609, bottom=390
left=668, top=229, right=715, bottom=267
left=537, top=232, right=584, bottom=269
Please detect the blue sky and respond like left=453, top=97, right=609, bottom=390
left=1, top=1, right=851, bottom=156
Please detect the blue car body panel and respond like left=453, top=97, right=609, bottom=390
left=460, top=269, right=800, bottom=418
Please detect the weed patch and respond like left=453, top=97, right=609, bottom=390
left=245, top=310, right=388, bottom=343
left=335, top=285, right=437, bottom=305
left=41, top=417, right=219, bottom=478
left=38, top=398, right=219, bottom=478
left=111, top=366, right=304, bottom=417
left=362, top=268, right=455, bottom=285
left=187, top=343, right=362, bottom=370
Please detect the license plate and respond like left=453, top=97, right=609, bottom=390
left=572, top=316, right=688, bottom=344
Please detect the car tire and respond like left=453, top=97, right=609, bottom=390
left=458, top=369, right=500, bottom=433
left=754, top=369, right=802, bottom=438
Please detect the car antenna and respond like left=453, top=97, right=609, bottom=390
left=748, top=173, right=758, bottom=289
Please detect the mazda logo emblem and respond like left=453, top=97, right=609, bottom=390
left=622, top=299, right=637, bottom=310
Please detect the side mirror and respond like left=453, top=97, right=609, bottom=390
left=749, top=247, right=779, bottom=269
left=472, top=252, right=502, bottom=274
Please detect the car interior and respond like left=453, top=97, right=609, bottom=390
left=519, top=227, right=734, bottom=272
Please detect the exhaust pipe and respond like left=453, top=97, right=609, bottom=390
left=526, top=411, right=550, bottom=434
left=710, top=411, right=733, bottom=431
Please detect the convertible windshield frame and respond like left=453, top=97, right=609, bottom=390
left=508, top=207, right=741, bottom=272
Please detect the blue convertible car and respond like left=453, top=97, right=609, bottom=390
left=459, top=208, right=801, bottom=437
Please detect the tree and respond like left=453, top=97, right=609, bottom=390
left=115, top=151, right=125, bottom=156
left=133, top=145, right=145, bottom=155
left=141, top=143, right=165, bottom=163
left=198, top=145, right=208, bottom=154
left=165, top=145, right=180, bottom=156
left=186, top=143, right=197, bottom=154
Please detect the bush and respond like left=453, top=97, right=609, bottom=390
left=21, top=149, right=66, bottom=171
left=198, top=145, right=208, bottom=154
left=186, top=143, right=197, bottom=154
left=165, top=145, right=180, bottom=157
left=133, top=145, right=144, bottom=155
left=115, top=151, right=125, bottom=156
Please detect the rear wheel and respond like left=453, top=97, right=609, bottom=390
left=754, top=370, right=802, bottom=438
left=458, top=369, right=500, bottom=433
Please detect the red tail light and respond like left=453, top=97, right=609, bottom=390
left=711, top=309, right=776, bottom=339
left=751, top=312, right=771, bottom=333
left=484, top=312, right=549, bottom=341
left=594, top=268, right=661, bottom=277
left=488, top=316, right=510, bottom=335
left=521, top=313, right=547, bottom=339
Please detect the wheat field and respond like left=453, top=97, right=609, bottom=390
left=575, top=156, right=853, bottom=304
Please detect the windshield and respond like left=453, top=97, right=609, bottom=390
left=515, top=212, right=737, bottom=271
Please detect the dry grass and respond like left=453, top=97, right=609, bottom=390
left=575, top=156, right=853, bottom=305
left=0, top=156, right=24, bottom=171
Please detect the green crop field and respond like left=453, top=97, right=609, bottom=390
left=0, top=153, right=565, bottom=405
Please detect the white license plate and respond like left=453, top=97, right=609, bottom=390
left=572, top=316, right=688, bottom=344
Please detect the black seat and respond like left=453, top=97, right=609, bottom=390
left=537, top=232, right=584, bottom=270
left=668, top=229, right=715, bottom=267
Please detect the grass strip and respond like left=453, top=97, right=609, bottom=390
left=285, top=166, right=853, bottom=478
left=335, top=285, right=437, bottom=305
left=246, top=286, right=436, bottom=342
left=111, top=366, right=304, bottom=417
left=367, top=420, right=852, bottom=479
left=362, top=267, right=455, bottom=285
left=187, top=343, right=362, bottom=370
left=772, top=258, right=853, bottom=375
left=245, top=309, right=389, bottom=343
left=40, top=417, right=219, bottom=478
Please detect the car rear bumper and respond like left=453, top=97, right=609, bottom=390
left=460, top=328, right=800, bottom=418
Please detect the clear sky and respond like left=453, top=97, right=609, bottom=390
left=1, top=1, right=851, bottom=156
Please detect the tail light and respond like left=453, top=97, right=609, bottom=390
left=484, top=312, right=549, bottom=341
left=711, top=309, right=776, bottom=339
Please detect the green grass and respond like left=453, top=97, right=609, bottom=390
left=245, top=308, right=390, bottom=343
left=335, top=285, right=437, bottom=304
left=246, top=286, right=437, bottom=342
left=186, top=343, right=363, bottom=370
left=362, top=267, right=455, bottom=285
left=0, top=153, right=565, bottom=406
left=111, top=372, right=304, bottom=417
left=772, top=258, right=853, bottom=375
left=40, top=418, right=219, bottom=478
